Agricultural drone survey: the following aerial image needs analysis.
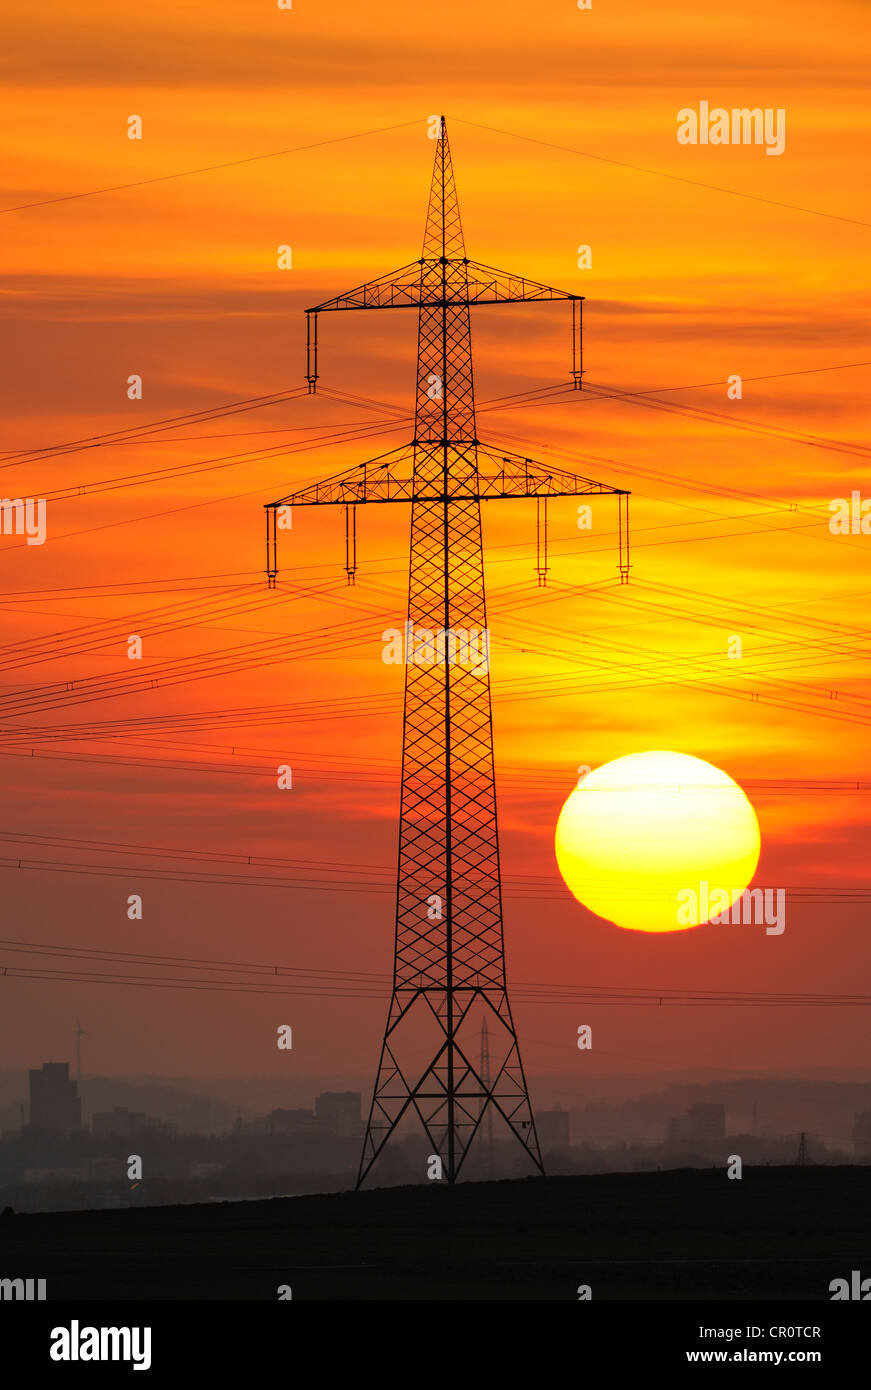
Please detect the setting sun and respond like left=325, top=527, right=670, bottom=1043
left=554, top=751, right=761, bottom=933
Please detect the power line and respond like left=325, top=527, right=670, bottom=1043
left=2, top=375, right=860, bottom=572
left=2, top=940, right=869, bottom=1006
left=0, top=602, right=390, bottom=718
left=450, top=115, right=871, bottom=230
left=6, top=359, right=866, bottom=463
left=0, top=835, right=866, bottom=907
left=582, top=379, right=871, bottom=462
left=10, top=417, right=408, bottom=508
left=0, top=570, right=259, bottom=600
left=0, top=727, right=867, bottom=794
left=579, top=361, right=871, bottom=395
left=0, top=388, right=309, bottom=466
left=1, top=118, right=424, bottom=215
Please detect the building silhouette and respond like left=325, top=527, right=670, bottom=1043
left=536, top=1109, right=571, bottom=1151
left=315, top=1092, right=362, bottom=1138
left=91, top=1106, right=175, bottom=1139
left=28, top=1062, right=81, bottom=1134
left=668, top=1103, right=726, bottom=1144
left=267, top=1108, right=316, bottom=1137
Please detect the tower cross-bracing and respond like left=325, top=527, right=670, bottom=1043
left=264, top=118, right=629, bottom=1186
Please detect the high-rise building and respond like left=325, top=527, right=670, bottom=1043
left=267, top=1108, right=315, bottom=1136
left=92, top=1106, right=147, bottom=1137
left=688, top=1103, right=726, bottom=1140
left=91, top=1106, right=174, bottom=1138
left=536, top=1109, right=571, bottom=1151
left=668, top=1103, right=726, bottom=1144
left=28, top=1062, right=81, bottom=1134
left=315, top=1092, right=362, bottom=1139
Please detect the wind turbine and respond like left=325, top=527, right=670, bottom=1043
left=75, top=1017, right=89, bottom=1082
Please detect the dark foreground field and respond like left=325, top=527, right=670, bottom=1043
left=3, top=1166, right=869, bottom=1300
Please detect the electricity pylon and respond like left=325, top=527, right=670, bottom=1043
left=264, top=117, right=629, bottom=1187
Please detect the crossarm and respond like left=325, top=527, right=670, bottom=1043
left=307, top=262, right=426, bottom=314
left=462, top=261, right=584, bottom=388
left=463, top=260, right=581, bottom=305
left=267, top=446, right=417, bottom=508
left=265, top=445, right=625, bottom=511
left=304, top=258, right=585, bottom=391
left=306, top=258, right=581, bottom=314
left=305, top=262, right=422, bottom=392
left=263, top=443, right=629, bottom=583
left=267, top=473, right=621, bottom=508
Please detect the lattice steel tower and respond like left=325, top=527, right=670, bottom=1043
left=265, top=118, right=629, bottom=1186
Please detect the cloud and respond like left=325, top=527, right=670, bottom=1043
left=5, top=4, right=870, bottom=91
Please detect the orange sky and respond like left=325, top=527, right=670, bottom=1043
left=1, top=0, right=869, bottom=1088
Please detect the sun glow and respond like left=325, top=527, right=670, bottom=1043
left=555, top=751, right=761, bottom=933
